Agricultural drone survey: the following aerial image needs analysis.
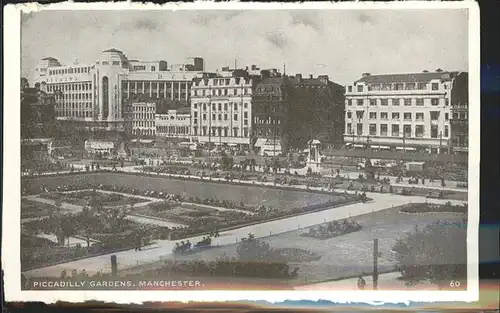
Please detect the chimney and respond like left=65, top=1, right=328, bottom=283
left=318, top=75, right=329, bottom=84
left=362, top=73, right=371, bottom=77
left=245, top=66, right=249, bottom=70
left=251, top=65, right=257, bottom=70
left=309, top=74, right=313, bottom=79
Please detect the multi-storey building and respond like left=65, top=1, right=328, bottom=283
left=34, top=48, right=204, bottom=136
left=253, top=71, right=288, bottom=156
left=156, top=107, right=191, bottom=140
left=449, top=72, right=469, bottom=155
left=287, top=74, right=345, bottom=150
left=190, top=70, right=256, bottom=150
left=130, top=102, right=156, bottom=137
left=344, top=70, right=465, bottom=153
left=253, top=72, right=345, bottom=156
left=21, top=84, right=56, bottom=139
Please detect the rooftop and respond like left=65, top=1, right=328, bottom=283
left=102, top=48, right=123, bottom=54
left=42, top=57, right=58, bottom=61
left=177, top=106, right=191, bottom=114
left=354, top=71, right=460, bottom=84
left=257, top=77, right=286, bottom=86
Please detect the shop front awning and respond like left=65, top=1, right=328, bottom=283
left=396, top=147, right=417, bottom=151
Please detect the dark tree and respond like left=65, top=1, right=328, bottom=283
left=392, top=220, right=467, bottom=288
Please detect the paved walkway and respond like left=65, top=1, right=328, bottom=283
left=125, top=214, right=185, bottom=228
left=24, top=192, right=466, bottom=278
left=294, top=272, right=440, bottom=291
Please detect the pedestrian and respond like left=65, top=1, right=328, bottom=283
left=357, top=275, right=366, bottom=290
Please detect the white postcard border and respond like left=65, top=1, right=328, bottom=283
left=3, top=1, right=480, bottom=304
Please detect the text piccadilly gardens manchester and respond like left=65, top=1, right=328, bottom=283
left=27, top=279, right=204, bottom=290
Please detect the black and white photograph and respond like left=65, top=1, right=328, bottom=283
left=3, top=1, right=479, bottom=303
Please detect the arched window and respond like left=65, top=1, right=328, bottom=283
left=102, top=76, right=109, bottom=118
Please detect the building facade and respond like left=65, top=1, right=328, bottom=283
left=190, top=71, right=255, bottom=150
left=253, top=72, right=345, bottom=156
left=287, top=74, right=345, bottom=150
left=130, top=102, right=156, bottom=137
left=253, top=71, right=288, bottom=156
left=344, top=71, right=463, bottom=153
left=449, top=72, right=468, bottom=154
left=34, top=48, right=204, bottom=135
left=156, top=107, right=191, bottom=140
left=21, top=84, right=56, bottom=139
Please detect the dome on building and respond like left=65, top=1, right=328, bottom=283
left=38, top=57, right=61, bottom=68
left=99, top=48, right=129, bottom=66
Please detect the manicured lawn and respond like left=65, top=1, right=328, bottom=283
left=24, top=173, right=338, bottom=211
left=21, top=199, right=56, bottom=219
left=155, top=205, right=466, bottom=285
left=40, top=190, right=147, bottom=207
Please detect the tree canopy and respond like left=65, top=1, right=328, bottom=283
left=392, top=220, right=467, bottom=288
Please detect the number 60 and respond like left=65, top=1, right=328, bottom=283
left=449, top=280, right=461, bottom=287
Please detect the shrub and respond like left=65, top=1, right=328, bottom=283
left=302, top=219, right=362, bottom=239
left=400, top=203, right=467, bottom=214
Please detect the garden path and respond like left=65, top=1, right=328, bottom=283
left=23, top=192, right=466, bottom=278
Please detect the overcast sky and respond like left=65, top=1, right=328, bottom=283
left=21, top=9, right=468, bottom=85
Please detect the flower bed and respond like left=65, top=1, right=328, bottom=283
left=301, top=219, right=362, bottom=239
left=39, top=190, right=147, bottom=207
left=21, top=199, right=55, bottom=219
left=400, top=202, right=467, bottom=214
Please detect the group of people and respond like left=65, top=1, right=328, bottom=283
left=172, top=235, right=215, bottom=254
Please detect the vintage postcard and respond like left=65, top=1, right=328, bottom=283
left=3, top=1, right=479, bottom=304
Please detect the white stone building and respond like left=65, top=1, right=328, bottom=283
left=155, top=107, right=191, bottom=140
left=190, top=72, right=255, bottom=150
left=131, top=102, right=156, bottom=137
left=34, top=48, right=204, bottom=131
left=344, top=71, right=462, bottom=153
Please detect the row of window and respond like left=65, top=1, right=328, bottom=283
left=346, top=123, right=449, bottom=138
left=192, top=88, right=251, bottom=97
left=49, top=67, right=93, bottom=76
left=156, top=116, right=189, bottom=121
left=192, top=127, right=248, bottom=138
left=97, top=61, right=125, bottom=67
left=132, top=65, right=158, bottom=71
left=347, top=111, right=448, bottom=121
left=133, top=106, right=155, bottom=112
left=133, top=121, right=155, bottom=128
left=348, top=82, right=442, bottom=93
left=157, top=126, right=189, bottom=134
left=55, top=111, right=93, bottom=118
left=194, top=77, right=251, bottom=87
left=193, top=113, right=249, bottom=123
left=56, top=93, right=92, bottom=101
left=123, top=81, right=190, bottom=90
left=124, top=92, right=188, bottom=102
left=193, top=102, right=249, bottom=111
left=48, top=82, right=92, bottom=92
left=56, top=102, right=92, bottom=109
left=132, top=114, right=155, bottom=120
left=347, top=98, right=448, bottom=106
left=255, top=127, right=280, bottom=137
left=254, top=117, right=281, bottom=124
